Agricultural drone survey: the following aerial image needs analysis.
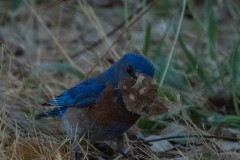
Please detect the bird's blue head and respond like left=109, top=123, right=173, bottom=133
left=103, top=53, right=155, bottom=86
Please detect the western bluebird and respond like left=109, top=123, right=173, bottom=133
left=36, top=52, right=167, bottom=159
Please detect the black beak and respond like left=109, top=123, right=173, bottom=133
left=130, top=71, right=138, bottom=80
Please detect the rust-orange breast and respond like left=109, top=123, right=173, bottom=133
left=86, top=83, right=139, bottom=127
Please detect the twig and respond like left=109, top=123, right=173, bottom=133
left=85, top=0, right=159, bottom=77
left=133, top=135, right=240, bottom=145
left=71, top=6, right=143, bottom=58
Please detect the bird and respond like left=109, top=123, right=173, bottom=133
left=36, top=52, right=159, bottom=159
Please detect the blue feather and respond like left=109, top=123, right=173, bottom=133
left=35, top=106, right=68, bottom=119
left=47, top=77, right=105, bottom=107
left=37, top=77, right=106, bottom=118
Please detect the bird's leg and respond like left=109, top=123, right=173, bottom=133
left=70, top=127, right=86, bottom=160
left=116, top=134, right=124, bottom=151
left=71, top=135, right=81, bottom=160
left=113, top=134, right=132, bottom=159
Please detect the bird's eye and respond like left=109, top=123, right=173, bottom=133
left=126, top=65, right=133, bottom=74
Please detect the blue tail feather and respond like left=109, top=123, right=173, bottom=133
left=35, top=106, right=68, bottom=119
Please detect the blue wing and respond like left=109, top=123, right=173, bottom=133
left=47, top=77, right=105, bottom=107
left=37, top=77, right=106, bottom=118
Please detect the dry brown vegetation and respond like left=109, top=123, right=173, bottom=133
left=0, top=0, right=240, bottom=159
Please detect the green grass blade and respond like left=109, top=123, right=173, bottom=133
left=159, top=0, right=187, bottom=87
left=153, top=34, right=166, bottom=57
left=229, top=39, right=240, bottom=115
left=206, top=0, right=217, bottom=58
left=178, top=35, right=214, bottom=93
left=208, top=113, right=240, bottom=128
left=142, top=23, right=152, bottom=55
left=206, top=0, right=225, bottom=90
left=154, top=55, right=186, bottom=91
